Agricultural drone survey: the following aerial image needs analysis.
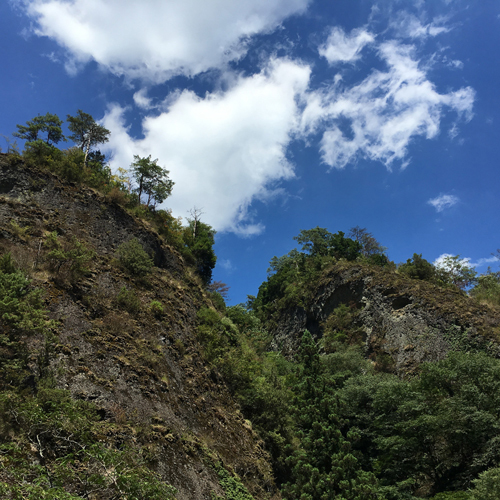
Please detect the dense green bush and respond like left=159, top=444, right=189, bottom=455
left=398, top=253, right=436, bottom=281
left=117, top=238, right=153, bottom=277
left=0, top=252, right=56, bottom=390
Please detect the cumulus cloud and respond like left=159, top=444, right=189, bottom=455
left=428, top=193, right=459, bottom=212
left=21, top=0, right=310, bottom=82
left=318, top=27, right=375, bottom=65
left=302, top=41, right=475, bottom=169
left=102, top=59, right=311, bottom=234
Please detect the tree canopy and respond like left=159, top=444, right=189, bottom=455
left=67, top=110, right=110, bottom=165
left=131, top=155, right=174, bottom=209
left=14, top=112, right=65, bottom=146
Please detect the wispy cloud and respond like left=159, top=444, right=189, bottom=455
left=302, top=41, right=474, bottom=170
left=389, top=13, right=450, bottom=39
left=318, top=27, right=375, bottom=65
left=219, top=259, right=235, bottom=272
left=470, top=256, right=498, bottom=268
left=428, top=193, right=459, bottom=212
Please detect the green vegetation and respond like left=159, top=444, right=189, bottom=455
left=8, top=110, right=217, bottom=287
left=116, top=286, right=141, bottom=313
left=0, top=252, right=177, bottom=498
left=66, top=109, right=110, bottom=165
left=4, top=111, right=500, bottom=499
left=45, top=232, right=96, bottom=281
left=117, top=238, right=154, bottom=277
left=131, top=154, right=174, bottom=209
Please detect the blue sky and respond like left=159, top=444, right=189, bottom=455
left=2, top=0, right=500, bottom=304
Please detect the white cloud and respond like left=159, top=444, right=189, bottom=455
left=318, top=27, right=375, bottom=65
left=102, top=59, right=311, bottom=235
left=302, top=40, right=475, bottom=169
left=21, top=0, right=310, bottom=82
left=133, top=89, right=154, bottom=110
left=390, top=13, right=450, bottom=39
left=428, top=193, right=459, bottom=212
left=470, top=257, right=498, bottom=268
left=219, top=259, right=234, bottom=272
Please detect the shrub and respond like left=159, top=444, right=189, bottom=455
left=45, top=232, right=95, bottom=280
left=116, top=286, right=141, bottom=314
left=398, top=253, right=436, bottom=281
left=116, top=238, right=153, bottom=277
left=149, top=300, right=164, bottom=317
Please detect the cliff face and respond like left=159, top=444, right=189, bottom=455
left=269, top=261, right=500, bottom=375
left=0, top=154, right=277, bottom=499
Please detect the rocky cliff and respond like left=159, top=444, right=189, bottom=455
left=268, top=260, right=500, bottom=375
left=0, top=154, right=277, bottom=499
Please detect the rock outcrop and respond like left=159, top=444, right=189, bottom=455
left=269, top=261, right=500, bottom=375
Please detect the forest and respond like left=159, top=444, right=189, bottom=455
left=1, top=112, right=500, bottom=499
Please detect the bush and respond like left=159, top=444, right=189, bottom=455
left=398, top=253, right=436, bottom=281
left=45, top=232, right=95, bottom=280
left=469, top=467, right=500, bottom=499
left=116, top=286, right=141, bottom=314
left=149, top=300, right=164, bottom=317
left=117, top=238, right=153, bottom=277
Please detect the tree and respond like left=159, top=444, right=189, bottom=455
left=398, top=253, right=436, bottom=281
left=434, top=255, right=477, bottom=290
left=294, top=227, right=333, bottom=257
left=207, top=281, right=230, bottom=299
left=14, top=113, right=65, bottom=146
left=130, top=155, right=174, bottom=209
left=348, top=226, right=387, bottom=257
left=67, top=110, right=110, bottom=165
left=183, top=218, right=217, bottom=285
left=294, top=227, right=361, bottom=260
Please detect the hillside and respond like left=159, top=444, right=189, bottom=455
left=3, top=152, right=500, bottom=499
left=0, top=153, right=277, bottom=499
left=261, top=259, right=500, bottom=374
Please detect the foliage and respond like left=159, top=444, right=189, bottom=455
left=469, top=466, right=500, bottom=499
left=149, top=300, right=164, bottom=317
left=322, top=303, right=364, bottom=353
left=434, top=255, right=477, bottom=290
left=0, top=389, right=177, bottom=500
left=182, top=218, right=217, bottom=285
left=398, top=253, right=436, bottom=281
left=116, top=238, right=153, bottom=277
left=66, top=110, right=110, bottom=165
left=294, top=227, right=362, bottom=260
left=131, top=155, right=174, bottom=209
left=210, top=291, right=227, bottom=312
left=0, top=252, right=56, bottom=390
left=207, top=280, right=230, bottom=299
left=470, top=271, right=500, bottom=306
left=44, top=232, right=95, bottom=280
left=14, top=113, right=65, bottom=146
left=348, top=226, right=387, bottom=258
left=338, top=351, right=500, bottom=496
left=282, top=331, right=379, bottom=500
left=116, top=286, right=141, bottom=314
left=212, top=462, right=255, bottom=500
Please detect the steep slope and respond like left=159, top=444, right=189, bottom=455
left=261, top=259, right=500, bottom=374
left=0, top=154, right=277, bottom=499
